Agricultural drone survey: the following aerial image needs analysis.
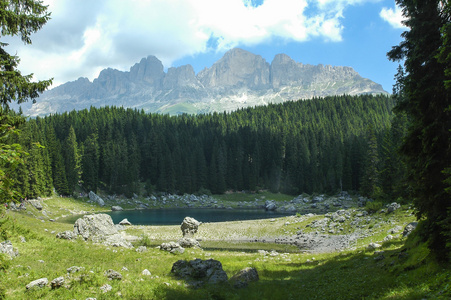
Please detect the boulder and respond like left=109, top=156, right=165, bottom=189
left=171, top=258, right=228, bottom=287
left=142, top=269, right=151, bottom=276
left=403, top=222, right=418, bottom=237
left=181, top=217, right=201, bottom=237
left=74, top=214, right=118, bottom=240
left=111, top=206, right=123, bottom=211
left=119, top=218, right=132, bottom=225
left=0, top=240, right=18, bottom=259
left=67, top=266, right=84, bottom=273
left=100, top=283, right=112, bottom=293
left=56, top=230, right=76, bottom=240
left=26, top=278, right=48, bottom=290
left=89, top=191, right=105, bottom=206
left=230, top=267, right=259, bottom=288
left=136, top=246, right=147, bottom=253
left=387, top=202, right=401, bottom=213
left=73, top=214, right=133, bottom=248
left=160, top=241, right=185, bottom=254
left=367, top=242, right=382, bottom=250
left=105, top=269, right=122, bottom=280
left=28, top=199, right=43, bottom=210
left=50, top=276, right=64, bottom=289
left=265, top=200, right=277, bottom=211
left=178, top=237, right=201, bottom=248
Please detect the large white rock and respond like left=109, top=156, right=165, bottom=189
left=73, top=214, right=118, bottom=240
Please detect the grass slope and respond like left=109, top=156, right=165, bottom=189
left=0, top=196, right=449, bottom=299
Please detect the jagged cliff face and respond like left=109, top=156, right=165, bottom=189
left=21, top=48, right=387, bottom=116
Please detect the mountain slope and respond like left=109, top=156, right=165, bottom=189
left=21, top=48, right=387, bottom=116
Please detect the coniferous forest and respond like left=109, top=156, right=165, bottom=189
left=7, top=94, right=407, bottom=200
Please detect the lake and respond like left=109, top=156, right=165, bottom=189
left=107, top=208, right=293, bottom=225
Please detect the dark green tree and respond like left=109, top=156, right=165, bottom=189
left=0, top=0, right=52, bottom=206
left=63, top=126, right=81, bottom=192
left=388, top=0, right=451, bottom=259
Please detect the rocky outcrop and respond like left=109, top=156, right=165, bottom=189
left=28, top=199, right=43, bottom=210
left=119, top=218, right=132, bottom=225
left=26, top=278, right=48, bottom=290
left=181, top=217, right=201, bottom=237
left=89, top=191, right=105, bottom=206
left=56, top=230, right=76, bottom=240
left=177, top=237, right=201, bottom=248
left=171, top=258, right=228, bottom=287
left=160, top=241, right=185, bottom=254
left=403, top=222, right=418, bottom=237
left=230, top=267, right=259, bottom=288
left=21, top=48, right=387, bottom=116
left=0, top=240, right=18, bottom=259
left=73, top=214, right=132, bottom=248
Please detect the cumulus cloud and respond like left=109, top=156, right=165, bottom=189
left=3, top=0, right=378, bottom=87
left=380, top=5, right=406, bottom=29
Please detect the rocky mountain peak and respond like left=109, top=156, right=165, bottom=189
left=198, top=48, right=270, bottom=89
left=129, top=55, right=164, bottom=85
left=20, top=48, right=388, bottom=116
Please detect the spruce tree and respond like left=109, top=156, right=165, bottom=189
left=388, top=0, right=451, bottom=259
left=0, top=0, right=52, bottom=205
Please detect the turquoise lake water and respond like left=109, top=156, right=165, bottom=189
left=107, top=208, right=293, bottom=225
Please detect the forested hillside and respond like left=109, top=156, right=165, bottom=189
left=9, top=94, right=406, bottom=199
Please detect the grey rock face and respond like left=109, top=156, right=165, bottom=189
left=198, top=48, right=270, bottom=90
left=22, top=48, right=387, bottom=117
left=171, top=258, right=228, bottom=287
left=181, top=217, right=201, bottom=237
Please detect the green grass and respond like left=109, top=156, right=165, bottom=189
left=0, top=195, right=449, bottom=299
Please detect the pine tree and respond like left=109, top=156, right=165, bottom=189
left=388, top=0, right=451, bottom=259
left=0, top=1, right=52, bottom=206
left=64, top=126, right=81, bottom=193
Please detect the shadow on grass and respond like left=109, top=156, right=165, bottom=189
left=151, top=242, right=446, bottom=300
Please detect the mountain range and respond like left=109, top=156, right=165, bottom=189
left=20, top=48, right=388, bottom=116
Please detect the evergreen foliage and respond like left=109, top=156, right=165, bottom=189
left=10, top=94, right=401, bottom=200
left=388, top=0, right=451, bottom=260
left=0, top=0, right=52, bottom=206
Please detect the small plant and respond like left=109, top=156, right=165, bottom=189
left=136, top=234, right=153, bottom=247
left=365, top=201, right=383, bottom=213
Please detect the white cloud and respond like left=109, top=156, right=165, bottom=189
left=380, top=5, right=406, bottom=29
left=2, top=0, right=379, bottom=87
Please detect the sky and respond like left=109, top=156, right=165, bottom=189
left=4, top=0, right=406, bottom=92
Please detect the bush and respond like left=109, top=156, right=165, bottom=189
left=365, top=201, right=383, bottom=213
left=136, top=234, right=153, bottom=247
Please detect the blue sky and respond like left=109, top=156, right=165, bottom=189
left=4, top=0, right=406, bottom=92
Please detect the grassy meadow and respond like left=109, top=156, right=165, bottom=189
left=0, top=195, right=450, bottom=299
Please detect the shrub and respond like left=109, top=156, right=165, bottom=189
left=365, top=201, right=383, bottom=213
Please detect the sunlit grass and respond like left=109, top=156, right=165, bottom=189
left=0, top=195, right=449, bottom=299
